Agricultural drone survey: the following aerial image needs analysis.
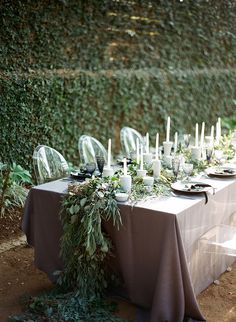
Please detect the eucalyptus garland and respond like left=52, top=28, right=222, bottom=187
left=57, top=162, right=177, bottom=297
left=59, top=177, right=122, bottom=297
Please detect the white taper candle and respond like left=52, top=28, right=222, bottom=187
left=200, top=122, right=205, bottom=147
left=136, top=138, right=140, bottom=164
left=155, top=133, right=159, bottom=160
left=146, top=132, right=149, bottom=154
left=123, top=158, right=127, bottom=176
left=166, top=116, right=170, bottom=142
left=195, top=123, right=199, bottom=147
left=107, top=138, right=111, bottom=168
left=140, top=145, right=143, bottom=170
left=216, top=121, right=219, bottom=137
left=218, top=117, right=221, bottom=138
left=210, top=125, right=214, bottom=146
left=174, top=132, right=178, bottom=153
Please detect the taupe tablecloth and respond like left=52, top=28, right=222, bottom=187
left=22, top=176, right=236, bottom=322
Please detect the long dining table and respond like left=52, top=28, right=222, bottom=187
left=22, top=174, right=236, bottom=322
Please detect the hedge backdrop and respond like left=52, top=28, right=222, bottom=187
left=0, top=0, right=236, bottom=172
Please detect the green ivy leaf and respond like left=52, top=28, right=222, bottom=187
left=80, top=197, right=87, bottom=207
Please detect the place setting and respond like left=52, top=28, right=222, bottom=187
left=71, top=139, right=122, bottom=181
left=203, top=149, right=236, bottom=179
left=171, top=181, right=213, bottom=194
left=168, top=154, right=215, bottom=203
left=70, top=162, right=97, bottom=180
left=205, top=166, right=236, bottom=178
left=171, top=158, right=211, bottom=192
left=171, top=180, right=215, bottom=203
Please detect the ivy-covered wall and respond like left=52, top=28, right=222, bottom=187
left=0, top=0, right=236, bottom=171
left=1, top=68, right=236, bottom=170
left=1, top=0, right=235, bottom=71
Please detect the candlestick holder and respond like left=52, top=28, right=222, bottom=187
left=136, top=169, right=147, bottom=177
left=102, top=167, right=114, bottom=178
left=143, top=176, right=154, bottom=187
left=163, top=155, right=173, bottom=169
left=191, top=146, right=201, bottom=161
left=152, top=159, right=161, bottom=178
left=163, top=141, right=173, bottom=156
left=143, top=153, right=153, bottom=165
left=115, top=192, right=129, bottom=202
left=201, top=147, right=206, bottom=160
left=120, top=175, right=132, bottom=192
left=205, top=136, right=212, bottom=146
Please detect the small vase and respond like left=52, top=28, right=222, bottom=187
left=143, top=176, right=154, bottom=186
left=120, top=175, right=132, bottom=192
left=191, top=146, right=201, bottom=161
left=143, top=153, right=153, bottom=165
left=136, top=169, right=147, bottom=177
left=152, top=159, right=161, bottom=178
left=102, top=167, right=114, bottom=178
left=163, top=141, right=173, bottom=156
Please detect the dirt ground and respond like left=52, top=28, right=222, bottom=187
left=0, top=210, right=235, bottom=322
left=0, top=209, right=23, bottom=244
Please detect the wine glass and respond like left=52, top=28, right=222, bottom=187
left=85, top=162, right=96, bottom=177
left=231, top=137, right=236, bottom=161
left=206, top=146, right=213, bottom=164
left=183, top=134, right=191, bottom=149
left=172, top=156, right=181, bottom=181
left=214, top=150, right=224, bottom=169
left=96, top=155, right=105, bottom=176
left=182, top=163, right=193, bottom=182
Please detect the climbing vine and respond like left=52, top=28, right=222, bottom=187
left=0, top=0, right=235, bottom=176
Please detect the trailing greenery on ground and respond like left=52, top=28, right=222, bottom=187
left=8, top=291, right=128, bottom=322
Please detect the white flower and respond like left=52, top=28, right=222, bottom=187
left=97, top=191, right=104, bottom=198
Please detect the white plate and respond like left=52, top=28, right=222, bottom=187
left=206, top=167, right=236, bottom=178
left=171, top=181, right=212, bottom=194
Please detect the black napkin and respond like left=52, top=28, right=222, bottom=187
left=217, top=168, right=235, bottom=174
left=187, top=183, right=215, bottom=204
left=189, top=183, right=212, bottom=191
